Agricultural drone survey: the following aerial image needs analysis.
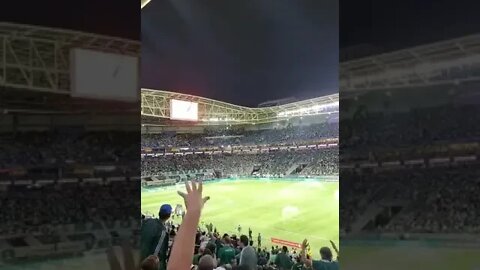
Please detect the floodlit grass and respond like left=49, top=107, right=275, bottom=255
left=142, top=178, right=339, bottom=259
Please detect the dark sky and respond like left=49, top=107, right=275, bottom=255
left=142, top=0, right=339, bottom=107
left=340, top=0, right=480, bottom=52
left=0, top=0, right=139, bottom=40
left=2, top=0, right=478, bottom=106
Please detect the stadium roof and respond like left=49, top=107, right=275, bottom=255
left=340, top=33, right=480, bottom=92
left=0, top=23, right=140, bottom=114
left=141, top=89, right=339, bottom=125
left=0, top=22, right=139, bottom=95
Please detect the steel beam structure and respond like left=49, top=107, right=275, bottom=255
left=340, top=34, right=480, bottom=92
left=141, top=89, right=339, bottom=125
left=0, top=23, right=140, bottom=94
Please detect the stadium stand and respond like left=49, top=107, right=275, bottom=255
left=0, top=23, right=140, bottom=267
left=340, top=57, right=480, bottom=238
left=141, top=90, right=339, bottom=269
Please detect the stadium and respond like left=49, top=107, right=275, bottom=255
left=0, top=23, right=140, bottom=269
left=340, top=33, right=480, bottom=269
left=140, top=90, right=340, bottom=260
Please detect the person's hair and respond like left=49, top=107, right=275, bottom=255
left=198, top=254, right=216, bottom=270
left=249, top=240, right=254, bottom=246
left=141, top=255, right=159, bottom=270
left=158, top=211, right=171, bottom=221
left=282, top=246, right=288, bottom=253
left=203, top=248, right=213, bottom=256
left=320, top=247, right=333, bottom=261
left=240, top=235, right=249, bottom=246
left=206, top=242, right=217, bottom=254
left=224, top=237, right=231, bottom=245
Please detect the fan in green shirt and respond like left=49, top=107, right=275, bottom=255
left=140, top=204, right=172, bottom=270
left=217, top=236, right=236, bottom=265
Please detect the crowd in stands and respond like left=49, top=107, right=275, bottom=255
left=0, top=180, right=139, bottom=236
left=0, top=130, right=140, bottom=238
left=341, top=165, right=480, bottom=234
left=341, top=96, right=480, bottom=235
left=142, top=122, right=338, bottom=150
left=141, top=199, right=339, bottom=270
left=140, top=123, right=340, bottom=270
left=142, top=148, right=338, bottom=178
left=0, top=130, right=138, bottom=169
left=341, top=104, right=480, bottom=161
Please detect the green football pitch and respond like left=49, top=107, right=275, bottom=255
left=142, top=178, right=339, bottom=259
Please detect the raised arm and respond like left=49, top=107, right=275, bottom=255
left=167, top=180, right=210, bottom=270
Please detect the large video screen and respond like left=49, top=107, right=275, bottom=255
left=70, top=48, right=139, bottom=102
left=170, top=99, right=198, bottom=121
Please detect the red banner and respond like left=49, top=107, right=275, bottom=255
left=271, top=238, right=301, bottom=248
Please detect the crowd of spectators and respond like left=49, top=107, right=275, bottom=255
left=141, top=208, right=338, bottom=270
left=341, top=104, right=480, bottom=161
left=0, top=180, right=139, bottom=236
left=142, top=148, right=338, bottom=178
left=0, top=130, right=138, bottom=169
left=0, top=130, right=140, bottom=238
left=142, top=122, right=338, bottom=150
left=341, top=163, right=480, bottom=234
left=340, top=96, right=480, bottom=235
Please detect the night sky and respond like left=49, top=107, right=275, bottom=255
left=1, top=0, right=478, bottom=107
left=0, top=0, right=139, bottom=40
left=142, top=0, right=339, bottom=107
left=340, top=0, right=480, bottom=52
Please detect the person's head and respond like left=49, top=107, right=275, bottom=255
left=249, top=240, right=254, bottom=246
left=158, top=204, right=172, bottom=221
left=223, top=236, right=232, bottom=245
left=202, top=248, right=213, bottom=257
left=206, top=242, right=217, bottom=255
left=141, top=255, right=159, bottom=270
left=319, top=247, right=333, bottom=261
left=282, top=246, right=288, bottom=253
left=198, top=254, right=216, bottom=270
left=238, top=235, right=249, bottom=248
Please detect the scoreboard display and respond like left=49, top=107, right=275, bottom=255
left=170, top=99, right=198, bottom=121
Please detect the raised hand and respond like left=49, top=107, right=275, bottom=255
left=329, top=240, right=339, bottom=260
left=177, top=180, right=210, bottom=213
left=301, top=239, right=309, bottom=250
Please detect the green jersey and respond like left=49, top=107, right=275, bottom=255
left=218, top=246, right=236, bottom=265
